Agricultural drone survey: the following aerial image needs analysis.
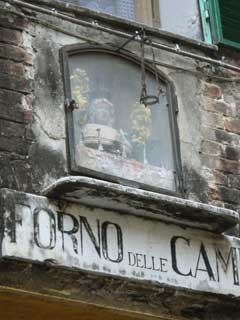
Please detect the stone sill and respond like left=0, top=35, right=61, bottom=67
left=18, top=0, right=218, bottom=53
left=42, top=176, right=238, bottom=234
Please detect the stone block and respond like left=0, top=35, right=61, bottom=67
left=200, top=154, right=216, bottom=169
left=0, top=27, right=22, bottom=45
left=215, top=129, right=236, bottom=145
left=0, top=136, right=29, bottom=155
left=201, top=140, right=222, bottom=156
left=23, top=110, right=33, bottom=123
left=202, top=98, right=230, bottom=116
left=201, top=111, right=224, bottom=129
left=228, top=175, right=240, bottom=190
left=0, top=156, right=17, bottom=189
left=214, top=158, right=240, bottom=174
left=0, top=72, right=32, bottom=94
left=214, top=100, right=231, bottom=115
left=218, top=186, right=240, bottom=205
left=0, top=155, right=32, bottom=191
left=223, top=145, right=240, bottom=161
left=0, top=43, right=32, bottom=65
left=202, top=128, right=239, bottom=147
left=0, top=119, right=25, bottom=138
left=12, top=159, right=32, bottom=192
left=208, top=187, right=221, bottom=201
left=201, top=126, right=216, bottom=141
left=224, top=119, right=240, bottom=135
left=0, top=88, right=25, bottom=122
left=0, top=15, right=29, bottom=31
left=213, top=170, right=228, bottom=186
left=25, top=125, right=34, bottom=141
left=202, top=82, right=222, bottom=99
left=0, top=59, right=25, bottom=77
left=0, top=87, right=22, bottom=104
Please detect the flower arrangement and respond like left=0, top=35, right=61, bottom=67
left=131, top=102, right=152, bottom=145
left=70, top=68, right=90, bottom=126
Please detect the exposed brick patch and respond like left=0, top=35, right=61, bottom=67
left=200, top=81, right=240, bottom=213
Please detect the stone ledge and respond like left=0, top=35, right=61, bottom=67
left=6, top=0, right=218, bottom=53
left=0, top=259, right=239, bottom=319
left=42, top=176, right=239, bottom=234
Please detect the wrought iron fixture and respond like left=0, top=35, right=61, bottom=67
left=140, top=31, right=162, bottom=107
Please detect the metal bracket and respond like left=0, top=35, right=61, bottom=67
left=115, top=30, right=142, bottom=52
left=65, top=99, right=79, bottom=111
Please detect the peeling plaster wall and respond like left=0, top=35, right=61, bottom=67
left=0, top=3, right=239, bottom=222
left=30, top=24, right=77, bottom=190
left=0, top=2, right=240, bottom=215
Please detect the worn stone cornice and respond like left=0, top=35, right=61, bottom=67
left=42, top=176, right=239, bottom=234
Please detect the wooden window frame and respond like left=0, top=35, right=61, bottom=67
left=135, top=0, right=161, bottom=28
left=199, top=0, right=240, bottom=49
left=61, top=44, right=184, bottom=196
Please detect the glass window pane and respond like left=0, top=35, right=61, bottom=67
left=69, top=52, right=176, bottom=192
left=79, top=0, right=117, bottom=16
left=61, top=0, right=203, bottom=41
left=159, top=0, right=203, bottom=40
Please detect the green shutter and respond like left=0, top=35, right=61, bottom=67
left=199, top=0, right=240, bottom=49
left=198, top=0, right=213, bottom=44
left=209, top=0, right=240, bottom=49
left=218, top=0, right=240, bottom=46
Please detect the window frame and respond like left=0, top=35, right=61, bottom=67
left=209, top=0, right=240, bottom=49
left=199, top=0, right=240, bottom=49
left=61, top=44, right=184, bottom=196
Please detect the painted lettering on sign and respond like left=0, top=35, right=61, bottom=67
left=33, top=210, right=124, bottom=263
left=1, top=190, right=240, bottom=296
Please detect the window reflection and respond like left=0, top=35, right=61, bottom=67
left=61, top=0, right=202, bottom=40
left=69, top=52, right=176, bottom=191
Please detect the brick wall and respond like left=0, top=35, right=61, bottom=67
left=198, top=80, right=240, bottom=217
left=0, top=12, right=33, bottom=192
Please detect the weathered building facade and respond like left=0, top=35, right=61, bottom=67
left=0, top=0, right=240, bottom=319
